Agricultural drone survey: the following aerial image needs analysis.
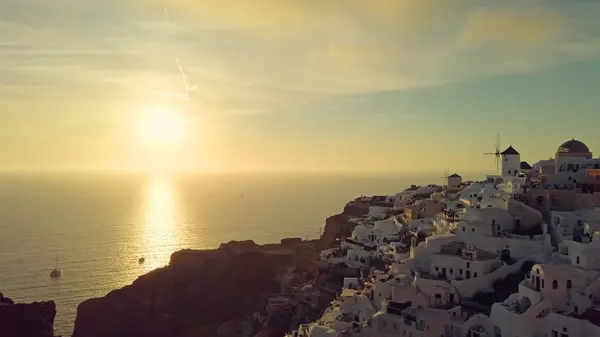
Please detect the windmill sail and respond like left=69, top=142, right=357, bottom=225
left=483, top=133, right=501, bottom=174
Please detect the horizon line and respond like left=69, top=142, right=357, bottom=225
left=0, top=168, right=490, bottom=177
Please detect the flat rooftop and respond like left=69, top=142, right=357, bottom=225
left=437, top=241, right=498, bottom=261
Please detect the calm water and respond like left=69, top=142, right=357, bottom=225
left=0, top=172, right=437, bottom=336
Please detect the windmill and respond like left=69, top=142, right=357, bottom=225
left=483, top=134, right=501, bottom=174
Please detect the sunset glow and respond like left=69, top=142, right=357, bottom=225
left=136, top=107, right=186, bottom=147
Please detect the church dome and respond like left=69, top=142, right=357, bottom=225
left=557, top=139, right=590, bottom=154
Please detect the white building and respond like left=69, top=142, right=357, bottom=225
left=430, top=242, right=502, bottom=281
left=368, top=302, right=453, bottom=337
left=551, top=209, right=600, bottom=240
left=290, top=140, right=600, bottom=337
left=448, top=173, right=463, bottom=190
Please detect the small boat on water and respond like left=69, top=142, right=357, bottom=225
left=49, top=253, right=61, bottom=279
left=50, top=268, right=62, bottom=278
left=138, top=257, right=145, bottom=264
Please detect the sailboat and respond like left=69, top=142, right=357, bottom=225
left=49, top=252, right=61, bottom=279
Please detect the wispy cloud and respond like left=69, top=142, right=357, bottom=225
left=131, top=0, right=600, bottom=96
left=2, top=0, right=600, bottom=109
left=460, top=7, right=566, bottom=48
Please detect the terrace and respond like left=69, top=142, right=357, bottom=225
left=438, top=241, right=498, bottom=261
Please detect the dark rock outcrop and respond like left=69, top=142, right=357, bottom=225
left=72, top=241, right=303, bottom=337
left=0, top=293, right=57, bottom=337
left=342, top=200, right=369, bottom=217
left=319, top=214, right=356, bottom=250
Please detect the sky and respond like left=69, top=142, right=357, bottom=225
left=1, top=0, right=600, bottom=174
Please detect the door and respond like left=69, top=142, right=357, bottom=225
left=442, top=267, right=447, bottom=278
left=466, top=270, right=471, bottom=279
left=535, top=276, right=541, bottom=291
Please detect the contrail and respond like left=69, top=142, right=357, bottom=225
left=164, top=3, right=201, bottom=98
left=163, top=3, right=170, bottom=22
left=175, top=57, right=190, bottom=90
left=107, top=3, right=210, bottom=102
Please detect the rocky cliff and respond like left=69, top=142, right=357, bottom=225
left=0, top=293, right=57, bottom=337
left=317, top=197, right=383, bottom=250
left=72, top=241, right=302, bottom=337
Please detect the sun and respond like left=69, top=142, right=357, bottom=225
left=136, top=107, right=186, bottom=146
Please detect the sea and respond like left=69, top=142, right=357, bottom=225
left=0, top=172, right=441, bottom=336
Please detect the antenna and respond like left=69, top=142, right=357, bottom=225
left=483, top=133, right=501, bottom=174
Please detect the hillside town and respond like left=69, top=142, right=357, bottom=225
left=286, top=139, right=600, bottom=337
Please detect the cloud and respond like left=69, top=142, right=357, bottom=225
left=307, top=44, right=389, bottom=70
left=127, top=0, right=600, bottom=96
left=461, top=7, right=566, bottom=48
left=3, top=0, right=600, bottom=109
left=138, top=0, right=454, bottom=38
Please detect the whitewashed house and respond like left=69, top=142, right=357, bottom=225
left=551, top=209, right=600, bottom=240
left=368, top=303, right=453, bottom=337
left=430, top=242, right=502, bottom=281
left=448, top=173, right=463, bottom=190
left=368, top=205, right=390, bottom=220
left=491, top=253, right=600, bottom=337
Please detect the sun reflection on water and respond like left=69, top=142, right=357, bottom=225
left=139, top=175, right=181, bottom=273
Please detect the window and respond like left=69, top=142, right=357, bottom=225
left=450, top=269, right=453, bottom=274
left=577, top=256, right=580, bottom=264
left=459, top=269, right=463, bottom=275
left=567, top=280, right=572, bottom=289
left=551, top=330, right=558, bottom=337
left=553, top=280, right=558, bottom=289
left=494, top=326, right=502, bottom=337
left=472, top=228, right=475, bottom=232
left=436, top=266, right=439, bottom=271
left=474, top=272, right=478, bottom=277
left=466, top=262, right=470, bottom=268
left=462, top=227, right=465, bottom=232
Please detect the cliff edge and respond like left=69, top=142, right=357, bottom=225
left=318, top=198, right=371, bottom=249
left=0, top=293, right=57, bottom=337
left=72, top=240, right=303, bottom=337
